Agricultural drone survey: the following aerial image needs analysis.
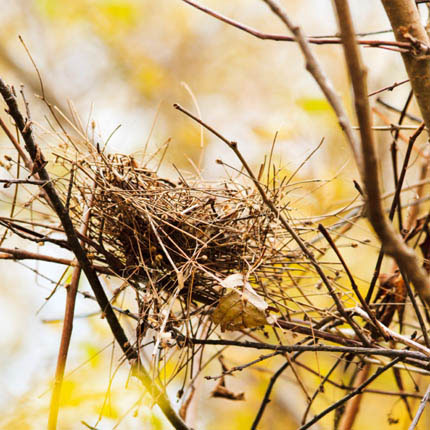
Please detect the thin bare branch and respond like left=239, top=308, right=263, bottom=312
left=260, top=0, right=361, bottom=165
left=299, top=358, right=402, bottom=430
left=179, top=0, right=414, bottom=52
left=409, top=383, right=430, bottom=430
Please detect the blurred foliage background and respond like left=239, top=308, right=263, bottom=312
left=0, top=0, right=428, bottom=429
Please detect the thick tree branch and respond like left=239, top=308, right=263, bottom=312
left=332, top=1, right=430, bottom=305
left=381, top=0, right=430, bottom=130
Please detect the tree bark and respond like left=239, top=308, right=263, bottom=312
left=381, top=0, right=430, bottom=130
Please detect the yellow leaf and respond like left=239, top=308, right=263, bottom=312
left=297, top=97, right=331, bottom=113
left=64, top=266, right=74, bottom=285
left=100, top=1, right=137, bottom=26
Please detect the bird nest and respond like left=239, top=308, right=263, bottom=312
left=53, top=144, right=305, bottom=331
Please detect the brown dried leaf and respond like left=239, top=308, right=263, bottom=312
left=211, top=378, right=245, bottom=401
left=211, top=384, right=245, bottom=401
left=179, top=386, right=195, bottom=421
left=375, top=271, right=406, bottom=328
left=211, top=291, right=267, bottom=331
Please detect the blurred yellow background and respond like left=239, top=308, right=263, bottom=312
left=0, top=1, right=428, bottom=429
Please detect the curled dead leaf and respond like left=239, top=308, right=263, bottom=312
left=210, top=355, right=245, bottom=401
left=211, top=383, right=245, bottom=401
left=211, top=274, right=268, bottom=331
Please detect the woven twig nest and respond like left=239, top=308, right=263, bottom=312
left=62, top=150, right=297, bottom=317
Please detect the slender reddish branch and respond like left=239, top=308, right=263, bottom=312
left=338, top=364, right=370, bottom=430
left=179, top=0, right=415, bottom=52
left=48, top=191, right=93, bottom=430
